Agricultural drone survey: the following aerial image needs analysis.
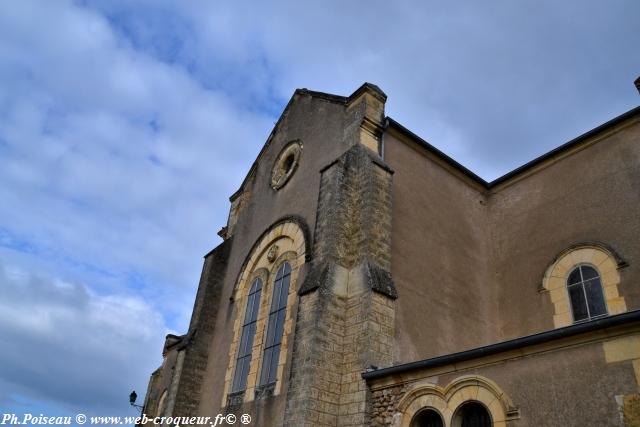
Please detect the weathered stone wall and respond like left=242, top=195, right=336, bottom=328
left=143, top=364, right=168, bottom=417
left=169, top=239, right=231, bottom=417
left=370, top=385, right=405, bottom=426
left=284, top=140, right=397, bottom=426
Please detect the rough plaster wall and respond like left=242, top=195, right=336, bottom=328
left=385, top=119, right=639, bottom=362
left=489, top=121, right=640, bottom=338
left=384, top=132, right=496, bottom=363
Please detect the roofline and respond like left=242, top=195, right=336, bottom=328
left=230, top=83, right=388, bottom=201
left=386, top=105, right=640, bottom=189
left=229, top=86, right=638, bottom=199
left=362, top=309, right=640, bottom=381
left=385, top=117, right=489, bottom=186
left=229, top=88, right=346, bottom=202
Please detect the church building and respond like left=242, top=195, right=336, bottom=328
left=143, top=80, right=640, bottom=426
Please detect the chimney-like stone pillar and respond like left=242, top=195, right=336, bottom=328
left=343, top=83, right=388, bottom=156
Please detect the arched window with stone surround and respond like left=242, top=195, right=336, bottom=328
left=259, top=261, right=292, bottom=386
left=222, top=219, right=308, bottom=406
left=231, top=277, right=262, bottom=392
left=396, top=375, right=515, bottom=427
left=541, top=244, right=627, bottom=328
left=567, top=265, right=607, bottom=322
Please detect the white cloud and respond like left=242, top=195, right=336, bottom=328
left=0, top=0, right=273, bottom=317
left=0, top=262, right=167, bottom=414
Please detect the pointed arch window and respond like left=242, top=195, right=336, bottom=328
left=232, top=277, right=262, bottom=392
left=567, top=265, right=607, bottom=322
left=259, top=262, right=291, bottom=386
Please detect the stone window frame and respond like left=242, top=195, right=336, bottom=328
left=541, top=244, right=627, bottom=328
left=156, top=390, right=167, bottom=417
left=397, top=375, right=515, bottom=427
left=222, top=221, right=307, bottom=407
left=270, top=140, right=302, bottom=190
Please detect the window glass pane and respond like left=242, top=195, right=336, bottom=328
left=569, top=285, right=588, bottom=321
left=271, top=280, right=282, bottom=313
left=249, top=277, right=261, bottom=293
left=279, top=275, right=290, bottom=309
left=265, top=312, right=277, bottom=348
left=411, top=409, right=444, bottom=427
left=242, top=322, right=256, bottom=357
left=238, top=325, right=251, bottom=357
left=274, top=309, right=286, bottom=345
left=283, top=262, right=291, bottom=276
left=460, top=402, right=491, bottom=427
left=250, top=289, right=261, bottom=321
left=233, top=280, right=262, bottom=392
left=247, top=323, right=257, bottom=352
left=581, top=266, right=599, bottom=281
left=567, top=268, right=582, bottom=285
left=260, top=347, right=273, bottom=385
left=232, top=359, right=243, bottom=391
left=268, top=344, right=281, bottom=384
left=238, top=330, right=248, bottom=357
left=243, top=293, right=255, bottom=324
left=275, top=265, right=284, bottom=281
left=233, top=357, right=248, bottom=392
left=585, top=279, right=607, bottom=316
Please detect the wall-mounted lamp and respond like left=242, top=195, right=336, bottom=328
left=129, top=390, right=144, bottom=414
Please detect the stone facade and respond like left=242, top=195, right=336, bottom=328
left=143, top=82, right=640, bottom=426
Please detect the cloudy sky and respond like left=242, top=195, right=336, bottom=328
left=0, top=0, right=638, bottom=419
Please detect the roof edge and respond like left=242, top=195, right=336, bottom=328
left=229, top=85, right=368, bottom=202
left=385, top=117, right=489, bottom=187
left=488, top=105, right=640, bottom=187
left=386, top=105, right=640, bottom=190
left=362, top=309, right=640, bottom=381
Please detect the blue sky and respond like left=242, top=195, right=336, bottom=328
left=0, top=0, right=638, bottom=420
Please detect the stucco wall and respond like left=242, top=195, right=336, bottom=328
left=384, top=115, right=639, bottom=364
left=489, top=120, right=640, bottom=338
left=384, top=131, right=498, bottom=364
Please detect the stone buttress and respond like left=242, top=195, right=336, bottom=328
left=283, top=85, right=398, bottom=426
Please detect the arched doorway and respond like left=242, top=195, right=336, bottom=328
left=410, top=408, right=444, bottom=427
left=453, top=401, right=492, bottom=427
